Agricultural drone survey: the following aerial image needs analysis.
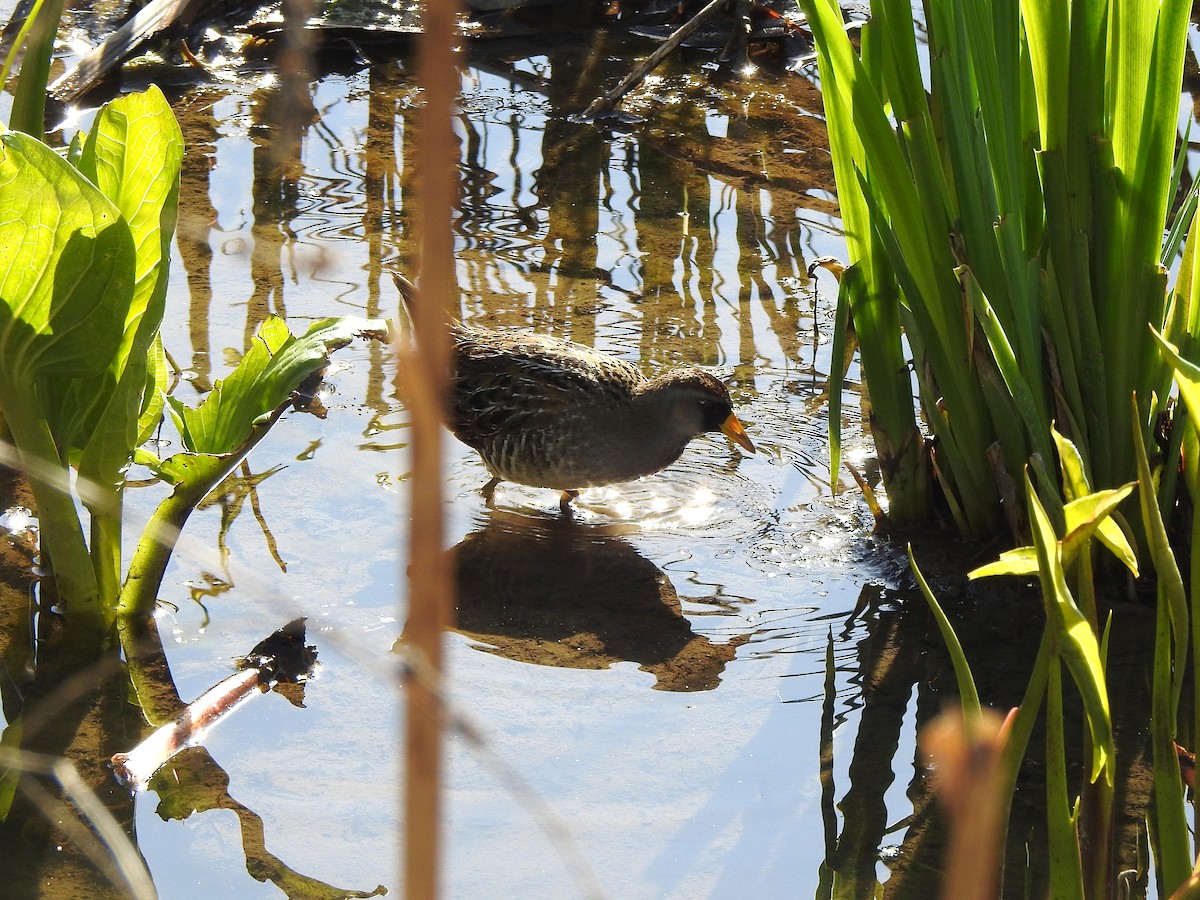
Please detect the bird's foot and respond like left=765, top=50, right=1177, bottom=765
left=481, top=477, right=501, bottom=507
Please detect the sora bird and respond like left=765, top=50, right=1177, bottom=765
left=393, top=273, right=755, bottom=508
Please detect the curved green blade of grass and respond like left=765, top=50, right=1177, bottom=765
left=908, top=545, right=980, bottom=724
left=1045, top=661, right=1084, bottom=899
left=5, top=0, right=66, bottom=139
left=1131, top=393, right=1191, bottom=890
left=825, top=262, right=856, bottom=493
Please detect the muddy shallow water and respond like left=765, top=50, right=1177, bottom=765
left=0, top=9, right=1054, bottom=898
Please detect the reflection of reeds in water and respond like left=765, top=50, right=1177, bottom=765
left=164, top=11, right=845, bottom=453
left=0, top=467, right=155, bottom=896
left=0, top=461, right=387, bottom=898
left=817, top=579, right=1161, bottom=899
left=817, top=587, right=947, bottom=898
left=451, top=511, right=748, bottom=692
left=448, top=37, right=841, bottom=401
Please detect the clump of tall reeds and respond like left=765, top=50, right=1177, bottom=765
left=798, top=0, right=1194, bottom=540
left=798, top=0, right=1200, bottom=894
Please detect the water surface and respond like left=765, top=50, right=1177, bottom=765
left=3, top=10, right=959, bottom=898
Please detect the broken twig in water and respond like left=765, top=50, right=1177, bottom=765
left=581, top=0, right=728, bottom=121
left=49, top=0, right=208, bottom=103
left=111, top=618, right=317, bottom=790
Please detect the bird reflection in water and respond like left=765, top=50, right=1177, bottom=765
left=449, top=510, right=748, bottom=691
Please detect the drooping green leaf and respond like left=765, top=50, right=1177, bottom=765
left=969, top=546, right=1038, bottom=579
left=969, top=482, right=1137, bottom=580
left=1046, top=425, right=1140, bottom=574
left=1060, top=485, right=1139, bottom=577
left=1026, top=474, right=1112, bottom=783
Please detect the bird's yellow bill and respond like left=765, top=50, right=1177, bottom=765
left=721, top=413, right=755, bottom=454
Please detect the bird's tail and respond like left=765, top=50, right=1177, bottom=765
left=391, top=270, right=418, bottom=319
left=391, top=270, right=464, bottom=335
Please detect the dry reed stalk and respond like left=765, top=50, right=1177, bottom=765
left=401, top=2, right=460, bottom=899
left=921, top=708, right=1013, bottom=900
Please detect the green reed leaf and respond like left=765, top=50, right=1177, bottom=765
left=1130, top=392, right=1191, bottom=888
left=1026, top=473, right=1112, bottom=783
left=1045, top=660, right=1084, bottom=899
left=909, top=544, right=980, bottom=723
left=969, top=546, right=1038, bottom=580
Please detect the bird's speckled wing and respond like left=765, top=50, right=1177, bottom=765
left=449, top=326, right=644, bottom=447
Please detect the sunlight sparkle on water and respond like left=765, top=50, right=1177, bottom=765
left=677, top=487, right=717, bottom=527
left=0, top=507, right=33, bottom=536
left=817, top=532, right=844, bottom=550
left=54, top=105, right=86, bottom=136
left=844, top=445, right=869, bottom=464
left=571, top=483, right=719, bottom=527
left=616, top=485, right=718, bottom=528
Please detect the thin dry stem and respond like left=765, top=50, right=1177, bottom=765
left=921, top=707, right=1012, bottom=900
left=401, top=3, right=460, bottom=899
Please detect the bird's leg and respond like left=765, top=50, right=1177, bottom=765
left=481, top=476, right=501, bottom=506
left=559, top=489, right=579, bottom=512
